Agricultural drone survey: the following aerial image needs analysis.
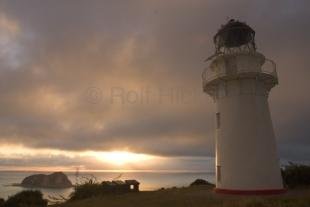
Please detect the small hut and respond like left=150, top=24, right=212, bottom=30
left=101, top=179, right=140, bottom=193
left=125, top=180, right=140, bottom=192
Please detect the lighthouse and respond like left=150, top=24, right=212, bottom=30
left=202, top=20, right=285, bottom=194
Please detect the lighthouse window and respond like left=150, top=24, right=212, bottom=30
left=216, top=113, right=221, bottom=129
left=217, top=165, right=221, bottom=182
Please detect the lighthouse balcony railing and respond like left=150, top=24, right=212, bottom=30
left=202, top=58, right=277, bottom=86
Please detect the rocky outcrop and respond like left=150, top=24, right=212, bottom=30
left=190, top=179, right=214, bottom=186
left=21, top=172, right=73, bottom=188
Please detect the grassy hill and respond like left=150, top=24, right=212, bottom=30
left=54, top=186, right=310, bottom=207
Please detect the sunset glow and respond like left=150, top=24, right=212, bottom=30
left=0, top=144, right=164, bottom=171
left=87, top=151, right=155, bottom=166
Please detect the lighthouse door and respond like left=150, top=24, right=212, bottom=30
left=217, top=165, right=221, bottom=182
left=216, top=113, right=221, bottom=129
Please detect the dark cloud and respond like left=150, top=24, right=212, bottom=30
left=0, top=0, right=309, bottom=167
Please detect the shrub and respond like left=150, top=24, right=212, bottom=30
left=4, top=190, right=47, bottom=207
left=69, top=178, right=136, bottom=201
left=282, top=163, right=310, bottom=189
left=69, top=179, right=103, bottom=201
left=0, top=198, right=4, bottom=207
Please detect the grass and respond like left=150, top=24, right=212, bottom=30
left=52, top=186, right=310, bottom=207
left=51, top=164, right=310, bottom=207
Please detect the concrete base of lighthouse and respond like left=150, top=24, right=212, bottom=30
left=204, top=53, right=285, bottom=195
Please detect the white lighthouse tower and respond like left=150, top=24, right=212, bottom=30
left=202, top=20, right=285, bottom=194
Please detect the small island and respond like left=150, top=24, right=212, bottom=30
left=19, top=172, right=73, bottom=189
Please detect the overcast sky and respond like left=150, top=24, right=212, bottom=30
left=0, top=0, right=309, bottom=171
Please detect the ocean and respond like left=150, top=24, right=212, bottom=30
left=0, top=171, right=215, bottom=200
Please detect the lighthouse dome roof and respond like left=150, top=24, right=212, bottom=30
left=214, top=19, right=255, bottom=50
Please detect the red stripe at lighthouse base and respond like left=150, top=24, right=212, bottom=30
left=214, top=188, right=287, bottom=195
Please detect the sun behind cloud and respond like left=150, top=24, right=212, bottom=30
left=87, top=151, right=155, bottom=166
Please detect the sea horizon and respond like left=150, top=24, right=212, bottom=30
left=0, top=169, right=215, bottom=173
